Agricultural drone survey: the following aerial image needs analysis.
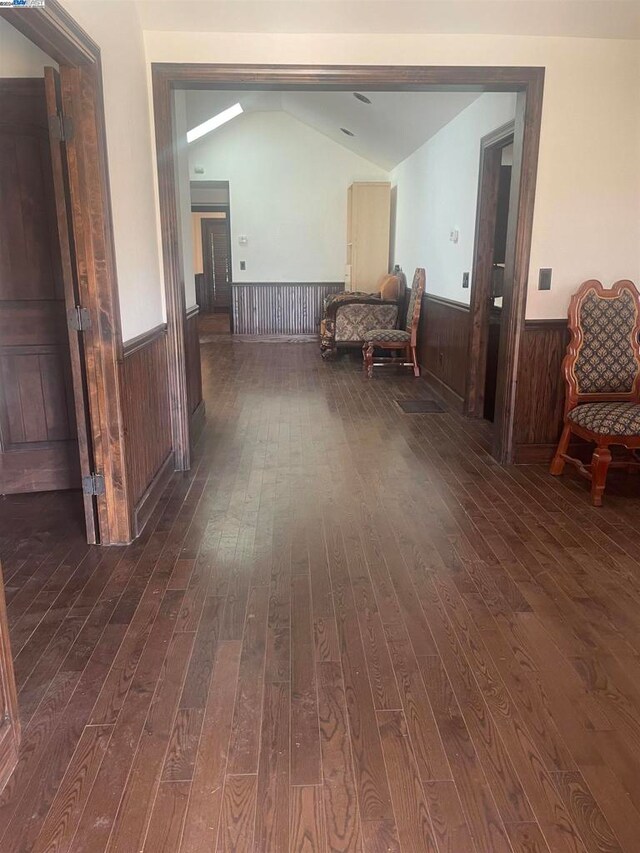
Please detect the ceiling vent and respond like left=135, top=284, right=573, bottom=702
left=353, top=92, right=372, bottom=104
left=340, top=127, right=355, bottom=137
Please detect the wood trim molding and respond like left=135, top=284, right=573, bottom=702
left=186, top=305, right=200, bottom=320
left=492, top=79, right=545, bottom=463
left=0, top=0, right=100, bottom=65
left=231, top=281, right=345, bottom=288
left=524, top=318, right=567, bottom=331
left=424, top=293, right=471, bottom=312
left=152, top=62, right=544, bottom=468
left=122, top=323, right=167, bottom=359
left=1, top=0, right=132, bottom=544
left=132, top=451, right=173, bottom=537
left=151, top=63, right=545, bottom=89
left=422, top=370, right=465, bottom=413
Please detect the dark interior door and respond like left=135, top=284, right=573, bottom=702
left=201, top=216, right=231, bottom=312
left=0, top=78, right=80, bottom=495
left=484, top=163, right=512, bottom=422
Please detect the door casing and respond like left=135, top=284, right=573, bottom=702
left=152, top=63, right=544, bottom=466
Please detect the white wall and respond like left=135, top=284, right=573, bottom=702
left=59, top=0, right=164, bottom=341
left=0, top=18, right=58, bottom=75
left=392, top=93, right=516, bottom=304
left=173, top=90, right=196, bottom=308
left=145, top=31, right=640, bottom=320
left=188, top=110, right=387, bottom=282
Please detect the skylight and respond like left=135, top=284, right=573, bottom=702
left=186, top=103, right=243, bottom=143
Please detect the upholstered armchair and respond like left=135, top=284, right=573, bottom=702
left=320, top=272, right=406, bottom=358
left=550, top=279, right=640, bottom=505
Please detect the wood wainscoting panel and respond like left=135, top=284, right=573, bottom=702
left=121, top=325, right=172, bottom=533
left=419, top=294, right=470, bottom=411
left=232, top=282, right=344, bottom=336
left=513, top=319, right=569, bottom=463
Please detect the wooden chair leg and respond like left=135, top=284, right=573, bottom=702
left=591, top=445, right=611, bottom=507
left=410, top=345, right=419, bottom=377
left=364, top=342, right=375, bottom=379
left=550, top=423, right=571, bottom=475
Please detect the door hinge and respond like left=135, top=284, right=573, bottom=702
left=67, top=306, right=92, bottom=332
left=82, top=473, right=106, bottom=497
left=49, top=112, right=74, bottom=143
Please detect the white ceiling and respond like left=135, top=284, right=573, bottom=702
left=185, top=89, right=483, bottom=169
left=137, top=0, right=640, bottom=39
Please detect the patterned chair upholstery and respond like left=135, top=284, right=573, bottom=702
left=363, top=268, right=426, bottom=378
left=550, top=279, right=640, bottom=505
left=363, top=328, right=411, bottom=343
left=320, top=272, right=406, bottom=357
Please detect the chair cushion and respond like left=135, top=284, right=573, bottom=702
left=567, top=401, right=640, bottom=435
left=363, top=328, right=411, bottom=343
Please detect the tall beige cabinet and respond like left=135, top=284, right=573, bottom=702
left=345, top=182, right=391, bottom=292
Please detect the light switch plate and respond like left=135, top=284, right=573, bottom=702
left=538, top=268, right=552, bottom=290
left=462, top=272, right=470, bottom=289
left=240, top=261, right=246, bottom=271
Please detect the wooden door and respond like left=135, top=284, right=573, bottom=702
left=0, top=78, right=79, bottom=494
left=465, top=124, right=514, bottom=421
left=43, top=67, right=99, bottom=542
left=201, top=217, right=231, bottom=312
left=0, top=559, right=20, bottom=794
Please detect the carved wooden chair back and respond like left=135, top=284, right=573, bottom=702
left=405, top=268, right=426, bottom=345
left=563, top=279, right=640, bottom=414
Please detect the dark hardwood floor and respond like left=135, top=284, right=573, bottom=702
left=2, top=339, right=640, bottom=851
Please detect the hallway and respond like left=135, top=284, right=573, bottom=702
left=2, top=340, right=640, bottom=851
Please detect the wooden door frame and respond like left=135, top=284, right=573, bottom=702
left=465, top=120, right=515, bottom=423
left=152, top=63, right=543, bottom=466
left=1, top=0, right=132, bottom=543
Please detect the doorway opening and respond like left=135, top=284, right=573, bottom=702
left=191, top=181, right=233, bottom=334
left=0, top=8, right=132, bottom=545
left=0, top=67, right=99, bottom=541
left=153, top=65, right=543, bottom=466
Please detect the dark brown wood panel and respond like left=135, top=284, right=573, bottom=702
left=514, top=319, right=569, bottom=462
left=1, top=339, right=640, bottom=849
left=419, top=294, right=471, bottom=410
left=185, top=306, right=202, bottom=418
left=121, top=326, right=172, bottom=513
left=0, top=78, right=79, bottom=495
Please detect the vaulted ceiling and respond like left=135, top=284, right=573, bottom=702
left=185, top=89, right=483, bottom=170
left=137, top=0, right=640, bottom=40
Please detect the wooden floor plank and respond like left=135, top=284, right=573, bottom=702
left=290, top=785, right=327, bottom=853
left=376, top=709, right=439, bottom=853
left=253, top=681, right=290, bottom=852
left=179, top=641, right=242, bottom=853
left=4, top=340, right=640, bottom=852
left=217, top=774, right=257, bottom=853
left=142, top=781, right=190, bottom=853
left=290, top=573, right=322, bottom=786
left=317, top=660, right=363, bottom=853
